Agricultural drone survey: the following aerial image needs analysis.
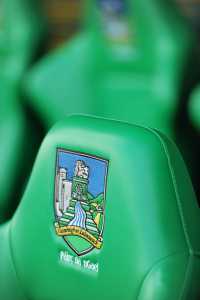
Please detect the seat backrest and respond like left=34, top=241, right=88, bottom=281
left=0, top=115, right=200, bottom=300
left=25, top=0, right=194, bottom=137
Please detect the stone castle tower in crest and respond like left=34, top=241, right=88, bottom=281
left=72, top=160, right=89, bottom=202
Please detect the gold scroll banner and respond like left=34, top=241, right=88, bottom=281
left=55, top=224, right=103, bottom=249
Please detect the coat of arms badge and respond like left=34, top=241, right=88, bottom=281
left=54, top=149, right=108, bottom=256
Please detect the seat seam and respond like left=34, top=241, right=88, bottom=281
left=147, top=128, right=192, bottom=252
left=178, top=254, right=193, bottom=300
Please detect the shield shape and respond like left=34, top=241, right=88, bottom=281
left=54, top=149, right=108, bottom=256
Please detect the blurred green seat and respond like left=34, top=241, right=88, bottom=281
left=0, top=0, right=45, bottom=222
left=26, top=0, right=194, bottom=138
left=189, top=85, right=200, bottom=130
left=0, top=115, right=200, bottom=299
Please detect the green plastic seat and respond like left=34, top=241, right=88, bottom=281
left=189, top=85, right=200, bottom=130
left=0, top=0, right=45, bottom=82
left=25, top=0, right=194, bottom=138
left=0, top=115, right=200, bottom=299
left=0, top=0, right=45, bottom=222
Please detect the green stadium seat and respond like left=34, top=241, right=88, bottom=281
left=0, top=0, right=45, bottom=222
left=0, top=115, right=200, bottom=299
left=25, top=0, right=194, bottom=138
left=189, top=85, right=200, bottom=130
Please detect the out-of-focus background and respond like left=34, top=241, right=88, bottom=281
left=42, top=0, right=200, bottom=50
left=42, top=0, right=82, bottom=50
left=1, top=0, right=200, bottom=223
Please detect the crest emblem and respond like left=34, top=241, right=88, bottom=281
left=54, top=149, right=108, bottom=256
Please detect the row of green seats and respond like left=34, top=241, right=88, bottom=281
left=0, top=0, right=45, bottom=222
left=0, top=115, right=200, bottom=299
left=25, top=0, right=194, bottom=139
